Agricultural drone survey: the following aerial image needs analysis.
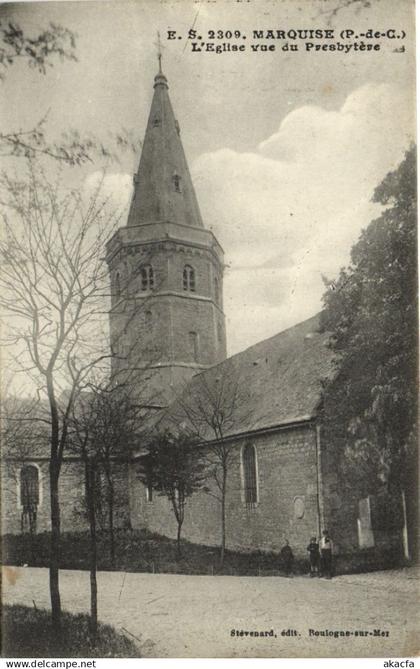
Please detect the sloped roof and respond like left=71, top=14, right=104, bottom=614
left=3, top=317, right=336, bottom=460
left=170, top=313, right=335, bottom=440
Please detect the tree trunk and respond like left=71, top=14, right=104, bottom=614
left=47, top=376, right=62, bottom=632
left=86, top=458, right=98, bottom=640
left=28, top=506, right=36, bottom=565
left=172, top=497, right=183, bottom=559
left=104, top=460, right=116, bottom=567
left=220, top=466, right=227, bottom=568
left=177, top=521, right=182, bottom=558
left=220, top=496, right=226, bottom=568
left=49, top=460, right=61, bottom=631
left=108, top=487, right=115, bottom=567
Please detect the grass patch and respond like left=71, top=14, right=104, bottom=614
left=2, top=529, right=299, bottom=575
left=2, top=605, right=139, bottom=658
left=2, top=529, right=404, bottom=576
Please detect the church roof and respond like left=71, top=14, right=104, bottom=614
left=127, top=70, right=204, bottom=229
left=170, top=313, right=335, bottom=440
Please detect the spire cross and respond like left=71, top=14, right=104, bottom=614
left=155, top=31, right=164, bottom=74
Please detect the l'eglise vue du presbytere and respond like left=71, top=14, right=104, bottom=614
left=2, top=63, right=414, bottom=572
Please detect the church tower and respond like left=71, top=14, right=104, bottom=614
left=106, top=66, right=226, bottom=404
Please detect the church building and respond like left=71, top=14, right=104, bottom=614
left=2, top=65, right=408, bottom=570
left=104, top=66, right=406, bottom=565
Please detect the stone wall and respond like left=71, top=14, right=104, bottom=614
left=1, top=459, right=130, bottom=535
left=2, top=459, right=52, bottom=535
left=109, top=240, right=227, bottom=401
left=129, top=423, right=321, bottom=558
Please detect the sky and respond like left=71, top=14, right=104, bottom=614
left=1, top=0, right=416, bottom=357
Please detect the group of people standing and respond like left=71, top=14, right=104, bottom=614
left=280, top=530, right=334, bottom=578
left=307, top=530, right=334, bottom=578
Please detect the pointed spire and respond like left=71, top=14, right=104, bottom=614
left=127, top=65, right=204, bottom=229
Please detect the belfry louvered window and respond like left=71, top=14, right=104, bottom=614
left=183, top=265, right=195, bottom=292
left=242, top=444, right=258, bottom=507
left=140, top=265, right=154, bottom=291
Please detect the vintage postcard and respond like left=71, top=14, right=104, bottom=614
left=0, top=0, right=417, bottom=660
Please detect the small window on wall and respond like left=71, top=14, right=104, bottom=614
left=217, top=322, right=223, bottom=345
left=146, top=482, right=153, bottom=503
left=183, top=265, right=196, bottom=292
left=172, top=173, right=181, bottom=192
left=145, top=310, right=153, bottom=327
left=242, top=444, right=258, bottom=507
left=189, top=331, right=199, bottom=362
left=140, top=265, right=155, bottom=291
left=214, top=277, right=219, bottom=302
left=115, top=272, right=121, bottom=298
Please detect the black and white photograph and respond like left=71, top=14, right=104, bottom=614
left=0, top=0, right=417, bottom=660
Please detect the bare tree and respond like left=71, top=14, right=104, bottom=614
left=84, top=454, right=98, bottom=639
left=173, top=362, right=248, bottom=567
left=65, top=397, right=99, bottom=639
left=0, top=141, right=169, bottom=626
left=0, top=20, right=76, bottom=79
left=0, top=164, right=127, bottom=630
left=0, top=18, right=92, bottom=165
left=1, top=112, right=140, bottom=166
left=69, top=374, right=155, bottom=566
left=65, top=369, right=158, bottom=637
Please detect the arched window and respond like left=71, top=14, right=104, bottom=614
left=140, top=265, right=155, bottom=291
left=115, top=272, right=121, bottom=298
left=183, top=265, right=196, bottom=292
left=214, top=276, right=219, bottom=303
left=20, top=465, right=39, bottom=533
left=20, top=465, right=39, bottom=509
left=242, top=444, right=258, bottom=507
